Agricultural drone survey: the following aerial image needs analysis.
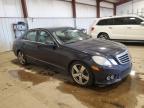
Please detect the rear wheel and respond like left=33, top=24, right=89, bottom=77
left=98, top=33, right=109, bottom=40
left=70, top=62, right=94, bottom=87
left=17, top=51, right=27, bottom=65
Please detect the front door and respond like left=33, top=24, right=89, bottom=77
left=36, top=30, right=65, bottom=69
left=125, top=17, right=144, bottom=40
left=22, top=30, right=38, bottom=59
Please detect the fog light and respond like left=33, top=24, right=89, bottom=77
left=106, top=76, right=111, bottom=80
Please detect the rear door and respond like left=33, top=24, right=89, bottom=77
left=111, top=17, right=128, bottom=39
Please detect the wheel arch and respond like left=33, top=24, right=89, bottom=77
left=97, top=32, right=109, bottom=38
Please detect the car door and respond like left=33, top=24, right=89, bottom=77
left=111, top=18, right=128, bottom=39
left=36, top=30, right=66, bottom=69
left=22, top=30, right=38, bottom=59
left=124, top=17, right=144, bottom=40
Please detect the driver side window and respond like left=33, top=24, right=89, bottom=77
left=38, top=31, right=54, bottom=44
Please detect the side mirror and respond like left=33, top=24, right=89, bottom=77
left=45, top=41, right=57, bottom=48
left=141, top=22, right=144, bottom=25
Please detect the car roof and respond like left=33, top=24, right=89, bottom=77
left=97, top=15, right=142, bottom=20
left=29, top=27, right=75, bottom=32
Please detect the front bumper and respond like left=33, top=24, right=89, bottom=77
left=91, top=63, right=132, bottom=85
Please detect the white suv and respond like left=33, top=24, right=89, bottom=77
left=90, top=15, right=144, bottom=41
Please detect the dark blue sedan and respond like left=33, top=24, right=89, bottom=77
left=13, top=27, right=132, bottom=86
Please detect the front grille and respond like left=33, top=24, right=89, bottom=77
left=116, top=51, right=130, bottom=64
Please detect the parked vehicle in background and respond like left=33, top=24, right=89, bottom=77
left=13, top=27, right=132, bottom=87
left=90, top=15, right=144, bottom=41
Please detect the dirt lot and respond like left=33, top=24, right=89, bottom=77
left=0, top=44, right=144, bottom=108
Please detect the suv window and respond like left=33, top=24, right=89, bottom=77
left=113, top=18, right=126, bottom=25
left=113, top=17, right=143, bottom=25
left=126, top=17, right=143, bottom=25
left=25, top=31, right=37, bottom=41
left=97, top=19, right=113, bottom=25
left=38, top=31, right=54, bottom=44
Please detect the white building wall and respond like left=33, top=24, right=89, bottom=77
left=0, top=0, right=23, bottom=17
left=100, top=2, right=113, bottom=9
left=76, top=18, right=96, bottom=32
left=100, top=8, right=113, bottom=17
left=76, top=0, right=96, bottom=6
left=76, top=1, right=113, bottom=18
left=0, top=0, right=23, bottom=52
left=76, top=4, right=96, bottom=18
left=26, top=0, right=72, bottom=17
left=100, top=2, right=113, bottom=17
left=117, top=0, right=144, bottom=16
left=28, top=18, right=74, bottom=29
left=0, top=18, right=25, bottom=52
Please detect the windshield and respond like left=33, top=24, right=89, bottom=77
left=52, top=29, right=91, bottom=44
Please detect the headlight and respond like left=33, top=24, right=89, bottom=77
left=92, top=56, right=112, bottom=66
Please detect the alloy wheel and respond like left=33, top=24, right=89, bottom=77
left=98, top=33, right=109, bottom=40
left=71, top=64, right=90, bottom=85
left=18, top=51, right=26, bottom=65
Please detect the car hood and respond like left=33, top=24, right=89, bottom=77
left=64, top=39, right=127, bottom=57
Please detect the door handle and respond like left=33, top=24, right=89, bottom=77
left=37, top=44, right=46, bottom=48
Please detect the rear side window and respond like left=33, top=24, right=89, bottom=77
left=113, top=18, right=126, bottom=25
left=25, top=31, right=37, bottom=41
left=97, top=19, right=113, bottom=25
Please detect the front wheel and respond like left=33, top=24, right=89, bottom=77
left=70, top=62, right=94, bottom=87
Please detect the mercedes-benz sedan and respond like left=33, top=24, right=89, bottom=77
left=13, top=27, right=132, bottom=86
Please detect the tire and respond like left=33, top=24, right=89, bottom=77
left=17, top=51, right=27, bottom=65
left=70, top=61, right=94, bottom=87
left=98, top=33, right=110, bottom=40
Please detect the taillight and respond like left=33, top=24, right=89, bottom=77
left=91, top=27, right=95, bottom=31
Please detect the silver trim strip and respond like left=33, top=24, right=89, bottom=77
left=22, top=39, right=59, bottom=47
